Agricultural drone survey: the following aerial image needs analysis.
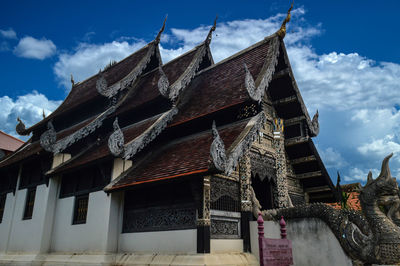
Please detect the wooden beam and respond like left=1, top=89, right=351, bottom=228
left=272, top=68, right=289, bottom=80
left=272, top=95, right=297, bottom=106
left=285, top=136, right=309, bottom=147
left=296, top=171, right=322, bottom=179
left=290, top=155, right=316, bottom=165
left=284, top=116, right=305, bottom=126
left=305, top=185, right=332, bottom=193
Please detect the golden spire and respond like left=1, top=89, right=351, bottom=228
left=205, top=15, right=218, bottom=45
left=276, top=2, right=293, bottom=39
left=155, top=15, right=168, bottom=44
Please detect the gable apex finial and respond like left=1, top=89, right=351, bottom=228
left=155, top=15, right=168, bottom=44
left=276, top=1, right=293, bottom=39
left=205, top=15, right=218, bottom=45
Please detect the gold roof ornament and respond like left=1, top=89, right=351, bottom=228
left=276, top=2, right=293, bottom=39
left=205, top=15, right=218, bottom=45
left=155, top=15, right=168, bottom=44
left=42, top=109, right=46, bottom=119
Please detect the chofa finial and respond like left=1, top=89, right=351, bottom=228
left=276, top=1, right=293, bottom=38
left=70, top=74, right=75, bottom=87
left=155, top=15, right=168, bottom=44
left=42, top=109, right=46, bottom=119
left=205, top=15, right=218, bottom=45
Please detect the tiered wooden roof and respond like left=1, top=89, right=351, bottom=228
left=1, top=16, right=337, bottom=202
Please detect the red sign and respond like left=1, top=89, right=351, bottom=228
left=261, top=238, right=293, bottom=266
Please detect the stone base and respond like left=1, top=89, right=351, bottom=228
left=0, top=252, right=259, bottom=265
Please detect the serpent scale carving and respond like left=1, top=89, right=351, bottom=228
left=261, top=154, right=400, bottom=264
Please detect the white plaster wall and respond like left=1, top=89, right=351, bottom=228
left=119, top=229, right=197, bottom=254
left=50, top=190, right=112, bottom=252
left=0, top=192, right=15, bottom=253
left=210, top=239, right=243, bottom=253
left=250, top=218, right=352, bottom=266
left=7, top=184, right=50, bottom=253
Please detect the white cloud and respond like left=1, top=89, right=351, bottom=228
left=14, top=36, right=56, bottom=60
left=318, top=146, right=347, bottom=169
left=0, top=91, right=61, bottom=139
left=343, top=167, right=380, bottom=182
left=358, top=135, right=400, bottom=161
left=54, top=40, right=147, bottom=89
left=0, top=28, right=17, bottom=39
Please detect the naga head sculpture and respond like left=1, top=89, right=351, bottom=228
left=361, top=153, right=400, bottom=221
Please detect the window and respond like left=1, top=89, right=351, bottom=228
left=59, top=163, right=111, bottom=198
left=0, top=194, right=6, bottom=223
left=23, top=187, right=36, bottom=220
left=0, top=167, right=18, bottom=195
left=73, top=194, right=89, bottom=224
left=19, top=156, right=51, bottom=190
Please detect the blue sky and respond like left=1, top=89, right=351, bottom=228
left=1, top=0, right=399, bottom=185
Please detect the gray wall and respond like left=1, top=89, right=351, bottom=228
left=250, top=218, right=352, bottom=266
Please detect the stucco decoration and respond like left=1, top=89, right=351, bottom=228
left=108, top=117, right=124, bottom=156
left=123, top=106, right=178, bottom=160
left=273, top=128, right=292, bottom=208
left=16, top=117, right=28, bottom=136
left=225, top=111, right=267, bottom=176
left=40, top=121, right=57, bottom=151
left=41, top=107, right=116, bottom=154
left=210, top=121, right=227, bottom=172
left=157, top=66, right=170, bottom=98
left=310, top=110, right=320, bottom=136
left=264, top=154, right=400, bottom=265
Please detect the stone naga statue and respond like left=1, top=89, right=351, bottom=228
left=263, top=154, right=400, bottom=265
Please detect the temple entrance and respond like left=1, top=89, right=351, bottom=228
left=251, top=173, right=274, bottom=210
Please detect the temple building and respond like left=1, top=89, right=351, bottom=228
left=0, top=9, right=338, bottom=265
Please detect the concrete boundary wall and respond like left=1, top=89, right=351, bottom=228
left=249, top=218, right=352, bottom=266
left=119, top=229, right=197, bottom=254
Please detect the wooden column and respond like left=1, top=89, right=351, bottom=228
left=197, top=175, right=210, bottom=253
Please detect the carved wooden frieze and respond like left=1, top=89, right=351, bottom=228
left=123, top=204, right=196, bottom=233
left=250, top=152, right=276, bottom=182
left=210, top=121, right=227, bottom=172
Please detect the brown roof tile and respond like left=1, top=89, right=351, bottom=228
left=48, top=115, right=161, bottom=174
left=108, top=120, right=248, bottom=191
left=27, top=44, right=152, bottom=132
left=0, top=131, right=24, bottom=152
left=0, top=116, right=95, bottom=168
left=170, top=39, right=272, bottom=126
left=117, top=49, right=197, bottom=114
